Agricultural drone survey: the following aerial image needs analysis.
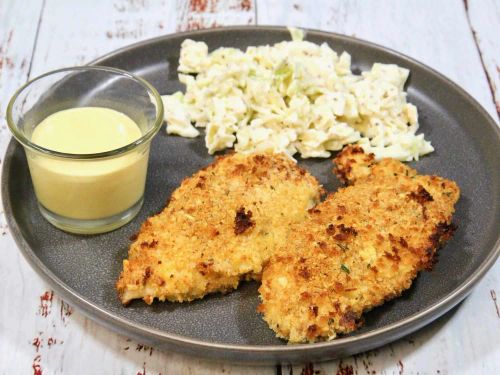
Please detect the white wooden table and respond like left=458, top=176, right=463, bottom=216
left=1, top=1, right=499, bottom=374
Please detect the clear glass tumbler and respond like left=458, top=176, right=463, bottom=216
left=7, top=66, right=164, bottom=234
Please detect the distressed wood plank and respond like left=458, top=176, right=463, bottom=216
left=1, top=1, right=272, bottom=374
left=257, top=0, right=499, bottom=121
left=283, top=263, right=500, bottom=374
left=29, top=0, right=256, bottom=79
left=29, top=0, right=178, bottom=76
left=257, top=0, right=500, bottom=374
left=0, top=0, right=44, bottom=163
left=176, top=0, right=255, bottom=31
left=1, top=0, right=498, bottom=374
left=0, top=2, right=49, bottom=373
left=467, top=0, right=500, bottom=117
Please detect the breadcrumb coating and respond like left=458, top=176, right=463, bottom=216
left=258, top=146, right=459, bottom=343
left=116, top=152, right=323, bottom=304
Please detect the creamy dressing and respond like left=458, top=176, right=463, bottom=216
left=31, top=107, right=142, bottom=154
left=28, top=107, right=148, bottom=220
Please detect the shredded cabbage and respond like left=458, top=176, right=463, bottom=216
left=162, top=29, right=433, bottom=161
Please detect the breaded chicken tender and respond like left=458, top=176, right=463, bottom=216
left=116, top=152, right=323, bottom=305
left=258, top=146, right=459, bottom=343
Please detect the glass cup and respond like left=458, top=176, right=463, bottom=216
left=7, top=66, right=164, bottom=234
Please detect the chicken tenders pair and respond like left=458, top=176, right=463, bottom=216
left=116, top=146, right=459, bottom=343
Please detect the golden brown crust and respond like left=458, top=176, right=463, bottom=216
left=116, top=152, right=323, bottom=304
left=258, top=146, right=460, bottom=343
left=333, top=145, right=376, bottom=184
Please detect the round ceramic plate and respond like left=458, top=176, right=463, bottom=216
left=3, top=27, right=499, bottom=364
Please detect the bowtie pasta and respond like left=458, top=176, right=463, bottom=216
left=162, top=28, right=433, bottom=161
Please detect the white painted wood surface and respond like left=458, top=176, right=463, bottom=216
left=0, top=0, right=498, bottom=374
left=467, top=0, right=500, bottom=117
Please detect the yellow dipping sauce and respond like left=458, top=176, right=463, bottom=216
left=28, top=107, right=149, bottom=220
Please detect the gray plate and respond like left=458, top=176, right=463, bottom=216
left=2, top=27, right=499, bottom=364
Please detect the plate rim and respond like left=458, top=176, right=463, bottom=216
left=3, top=25, right=499, bottom=361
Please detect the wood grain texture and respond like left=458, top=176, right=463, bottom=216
left=466, top=0, right=500, bottom=117
left=284, top=264, right=500, bottom=374
left=0, top=0, right=498, bottom=374
left=175, top=0, right=255, bottom=31
left=257, top=0, right=499, bottom=121
left=0, top=2, right=46, bottom=373
left=28, top=0, right=178, bottom=76
left=256, top=1, right=500, bottom=373
left=1, top=1, right=269, bottom=374
left=0, top=0, right=44, bottom=166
